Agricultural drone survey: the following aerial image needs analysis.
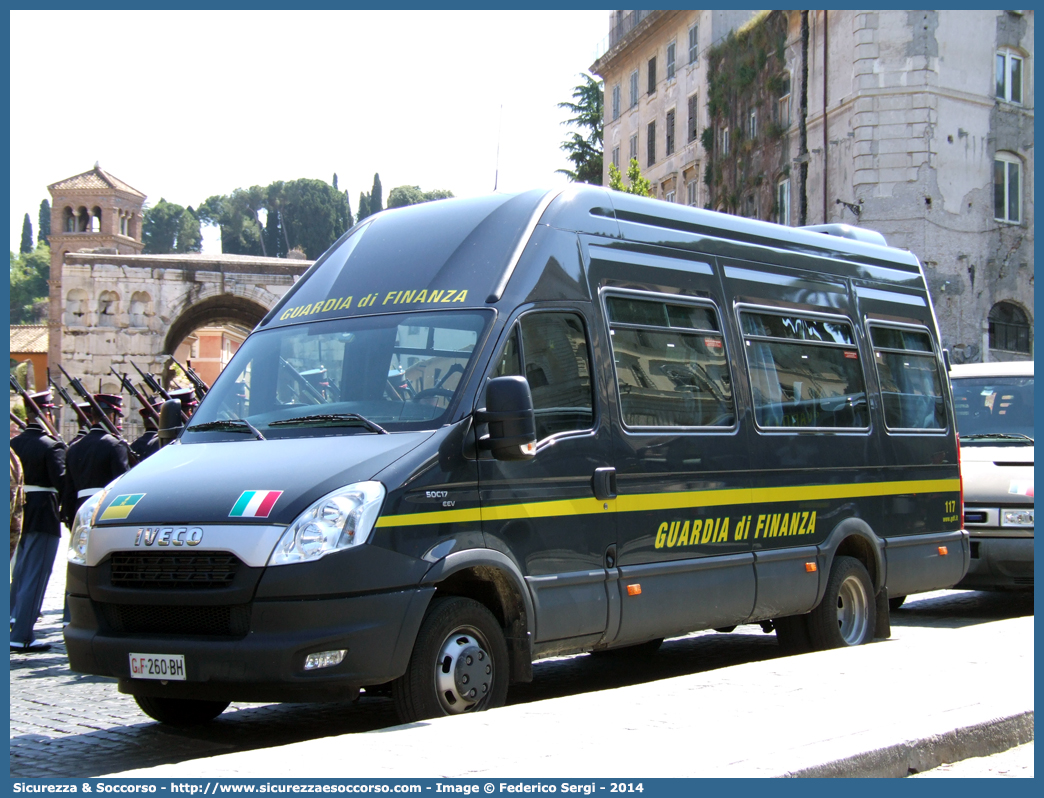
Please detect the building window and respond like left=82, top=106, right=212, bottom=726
left=647, top=121, right=656, bottom=166
left=748, top=109, right=757, bottom=140
left=665, top=109, right=675, bottom=156
left=687, top=93, right=699, bottom=142
left=687, top=179, right=699, bottom=207
left=778, top=72, right=791, bottom=128
left=666, top=41, right=676, bottom=80
left=688, top=24, right=698, bottom=64
left=665, top=190, right=676, bottom=204
left=989, top=302, right=1032, bottom=354
left=629, top=134, right=638, bottom=162
left=996, top=49, right=1023, bottom=104
left=629, top=70, right=639, bottom=108
left=612, top=85, right=620, bottom=120
left=648, top=57, right=657, bottom=94
left=777, top=178, right=790, bottom=226
left=612, top=147, right=620, bottom=169
left=721, top=127, right=730, bottom=155
left=994, top=153, right=1021, bottom=223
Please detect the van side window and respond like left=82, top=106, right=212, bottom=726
left=741, top=311, right=868, bottom=429
left=606, top=296, right=735, bottom=428
left=869, top=326, right=946, bottom=430
left=493, top=312, right=594, bottom=440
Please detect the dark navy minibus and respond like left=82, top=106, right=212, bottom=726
left=64, top=186, right=968, bottom=725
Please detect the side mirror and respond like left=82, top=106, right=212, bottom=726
left=475, top=376, right=537, bottom=461
left=156, top=399, right=184, bottom=445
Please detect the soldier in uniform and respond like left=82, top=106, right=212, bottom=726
left=9, top=390, right=66, bottom=653
left=129, top=396, right=162, bottom=463
left=69, top=402, right=91, bottom=445
left=62, top=395, right=132, bottom=530
left=169, top=387, right=199, bottom=419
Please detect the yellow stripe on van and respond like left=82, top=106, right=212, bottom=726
left=374, top=478, right=960, bottom=529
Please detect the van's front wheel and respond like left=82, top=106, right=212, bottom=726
left=808, top=556, right=876, bottom=649
left=392, top=597, right=509, bottom=723
left=134, top=695, right=230, bottom=726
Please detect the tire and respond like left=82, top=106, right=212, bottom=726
left=808, top=556, right=876, bottom=650
left=591, top=638, right=663, bottom=657
left=392, top=596, right=509, bottom=724
left=774, top=614, right=813, bottom=655
left=134, top=695, right=230, bottom=726
left=888, top=595, right=907, bottom=612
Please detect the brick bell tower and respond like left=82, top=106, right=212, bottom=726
left=46, top=163, right=146, bottom=371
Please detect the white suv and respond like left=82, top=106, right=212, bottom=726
left=950, top=361, right=1033, bottom=591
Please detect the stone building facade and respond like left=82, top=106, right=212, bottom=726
left=591, top=10, right=1034, bottom=362
left=593, top=10, right=755, bottom=207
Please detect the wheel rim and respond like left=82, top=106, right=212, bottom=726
left=836, top=573, right=869, bottom=645
left=434, top=626, right=494, bottom=715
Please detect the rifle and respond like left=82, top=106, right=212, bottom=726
left=167, top=354, right=208, bottom=401
left=110, top=369, right=161, bottom=424
left=49, top=376, right=91, bottom=431
left=9, top=373, right=61, bottom=440
left=56, top=365, right=125, bottom=440
left=130, top=362, right=189, bottom=421
left=10, top=411, right=26, bottom=430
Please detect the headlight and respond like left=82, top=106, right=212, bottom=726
left=1002, top=509, right=1034, bottom=528
left=268, top=482, right=385, bottom=566
left=67, top=489, right=108, bottom=566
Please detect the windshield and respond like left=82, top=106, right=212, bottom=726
left=184, top=310, right=492, bottom=441
left=952, top=375, right=1033, bottom=442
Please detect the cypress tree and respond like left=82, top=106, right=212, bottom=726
left=332, top=173, right=339, bottom=191
left=370, top=173, right=383, bottom=214
left=37, top=200, right=50, bottom=247
left=344, top=191, right=353, bottom=228
left=20, top=213, right=33, bottom=253
left=357, top=192, right=370, bottom=222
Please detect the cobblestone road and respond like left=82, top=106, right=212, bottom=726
left=10, top=554, right=1033, bottom=778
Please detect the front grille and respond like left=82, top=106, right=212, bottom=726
left=1014, top=576, right=1034, bottom=586
left=97, top=603, right=251, bottom=637
left=110, top=552, right=241, bottom=589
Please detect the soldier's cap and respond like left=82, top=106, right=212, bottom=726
left=138, top=395, right=163, bottom=419
left=28, top=389, right=55, bottom=408
left=169, top=387, right=198, bottom=407
left=93, top=393, right=124, bottom=416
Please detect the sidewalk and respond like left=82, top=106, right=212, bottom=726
left=116, top=615, right=1034, bottom=778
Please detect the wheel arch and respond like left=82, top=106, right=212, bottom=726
left=817, top=517, right=886, bottom=604
left=419, top=548, right=534, bottom=683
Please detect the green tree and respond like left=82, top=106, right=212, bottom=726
left=20, top=213, right=33, bottom=253
left=556, top=73, right=604, bottom=184
left=387, top=185, right=456, bottom=209
left=370, top=174, right=383, bottom=214
left=9, top=244, right=50, bottom=323
left=37, top=200, right=50, bottom=247
left=175, top=206, right=203, bottom=253
left=357, top=191, right=371, bottom=222
left=608, top=158, right=652, bottom=197
left=343, top=191, right=353, bottom=230
left=198, top=188, right=265, bottom=256
left=277, top=178, right=344, bottom=259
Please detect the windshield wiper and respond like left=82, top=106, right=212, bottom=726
left=960, top=433, right=1034, bottom=443
left=268, top=413, right=388, bottom=434
left=187, top=419, right=266, bottom=440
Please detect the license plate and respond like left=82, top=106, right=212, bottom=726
left=129, top=653, right=186, bottom=681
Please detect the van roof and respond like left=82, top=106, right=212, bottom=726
left=260, top=186, right=924, bottom=330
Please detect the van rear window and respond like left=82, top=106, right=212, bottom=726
left=869, top=325, right=946, bottom=431
left=741, top=311, right=868, bottom=430
left=606, top=296, right=734, bottom=429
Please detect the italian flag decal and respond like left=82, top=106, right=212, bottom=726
left=230, top=490, right=284, bottom=518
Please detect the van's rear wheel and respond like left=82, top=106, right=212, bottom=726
left=134, top=695, right=230, bottom=726
left=392, top=597, right=508, bottom=724
left=808, top=556, right=876, bottom=649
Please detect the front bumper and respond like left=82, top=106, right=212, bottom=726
left=64, top=586, right=435, bottom=703
left=956, top=536, right=1034, bottom=591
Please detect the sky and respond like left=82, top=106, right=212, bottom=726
left=9, top=9, right=611, bottom=254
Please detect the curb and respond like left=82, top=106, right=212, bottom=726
left=786, top=710, right=1035, bottom=777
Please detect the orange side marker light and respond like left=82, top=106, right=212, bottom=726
left=938, top=546, right=948, bottom=556
left=805, top=562, right=817, bottom=572
left=627, top=584, right=642, bottom=596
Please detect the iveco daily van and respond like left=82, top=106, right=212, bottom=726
left=64, top=186, right=969, bottom=725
